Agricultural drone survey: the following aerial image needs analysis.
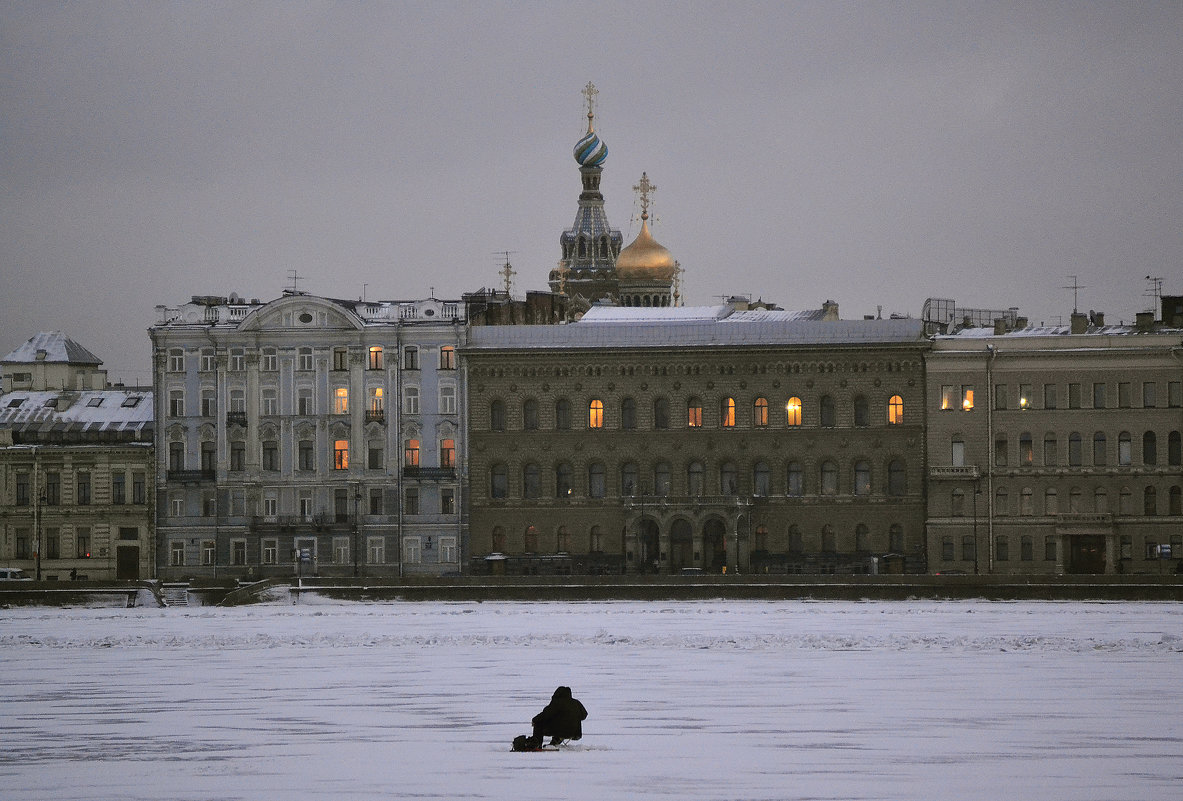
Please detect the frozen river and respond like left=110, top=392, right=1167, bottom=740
left=2, top=599, right=1181, bottom=801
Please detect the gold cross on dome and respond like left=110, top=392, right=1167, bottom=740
left=582, top=81, right=599, bottom=125
left=633, top=172, right=656, bottom=220
left=499, top=256, right=516, bottom=296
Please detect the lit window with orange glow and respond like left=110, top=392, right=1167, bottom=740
left=786, top=397, right=802, bottom=427
left=333, top=440, right=349, bottom=469
left=333, top=387, right=349, bottom=414
left=439, top=438, right=455, bottom=468
left=368, top=346, right=383, bottom=370
left=369, top=387, right=384, bottom=412
left=721, top=397, right=736, bottom=427
left=589, top=399, right=604, bottom=429
left=754, top=397, right=769, bottom=427
left=404, top=439, right=419, bottom=467
left=888, top=395, right=904, bottom=425
left=687, top=398, right=703, bottom=427
left=961, top=386, right=975, bottom=410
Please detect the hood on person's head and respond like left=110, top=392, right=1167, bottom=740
left=553, top=686, right=572, bottom=700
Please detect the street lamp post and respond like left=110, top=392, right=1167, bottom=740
left=972, top=477, right=981, bottom=575
left=352, top=486, right=362, bottom=578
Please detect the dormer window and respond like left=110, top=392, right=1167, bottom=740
left=122, top=396, right=142, bottom=408
left=87, top=397, right=104, bottom=407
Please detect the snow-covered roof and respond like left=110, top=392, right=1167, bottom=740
left=467, top=316, right=925, bottom=351
left=937, top=323, right=1183, bottom=339
left=0, top=389, right=153, bottom=440
left=2, top=331, right=103, bottom=365
left=578, top=305, right=733, bottom=323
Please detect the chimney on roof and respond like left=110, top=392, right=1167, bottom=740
left=821, top=300, right=839, bottom=321
left=993, top=318, right=1008, bottom=335
left=1135, top=311, right=1155, bottom=332
left=1088, top=310, right=1105, bottom=327
left=1070, top=312, right=1089, bottom=334
left=1015, top=316, right=1028, bottom=329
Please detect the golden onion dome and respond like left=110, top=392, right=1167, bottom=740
left=615, top=218, right=675, bottom=280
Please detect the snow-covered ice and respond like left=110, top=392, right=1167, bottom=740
left=2, top=600, right=1181, bottom=801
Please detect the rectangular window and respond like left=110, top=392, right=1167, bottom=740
left=201, top=389, right=217, bottom=417
left=439, top=537, right=456, bottom=564
left=1068, top=383, right=1081, bottom=409
left=261, top=388, right=278, bottom=416
left=368, top=346, right=383, bottom=370
left=333, top=387, right=349, bottom=414
left=995, top=537, right=1009, bottom=562
left=439, top=346, right=455, bottom=370
left=1143, top=382, right=1157, bottom=408
left=1118, top=382, right=1131, bottom=408
left=229, top=388, right=246, bottom=413
left=368, top=446, right=383, bottom=470
left=298, top=348, right=314, bottom=371
left=261, top=347, right=278, bottom=371
left=110, top=472, right=125, bottom=505
left=439, top=439, right=456, bottom=468
left=76, top=528, right=91, bottom=559
left=76, top=473, right=91, bottom=505
left=368, top=537, right=386, bottom=564
left=132, top=473, right=146, bottom=504
left=1044, top=383, right=1057, bottom=410
left=200, top=349, right=216, bottom=372
left=231, top=540, right=246, bottom=566
left=940, top=385, right=957, bottom=410
left=332, top=348, right=348, bottom=371
left=1018, top=384, right=1032, bottom=410
left=171, top=494, right=184, bottom=516
left=440, top=385, right=457, bottom=414
left=229, top=348, right=245, bottom=371
left=298, top=440, right=315, bottom=471
left=170, top=540, right=185, bottom=566
left=441, top=487, right=455, bottom=515
left=1168, top=381, right=1182, bottom=408
left=994, top=384, right=1007, bottom=410
left=1092, top=383, right=1106, bottom=409
left=263, top=539, right=278, bottom=565
left=994, top=436, right=1007, bottom=467
left=404, top=386, right=420, bottom=414
left=230, top=441, right=245, bottom=472
left=404, top=439, right=420, bottom=467
left=203, top=491, right=216, bottom=517
left=1021, top=536, right=1034, bottom=562
left=333, top=537, right=349, bottom=565
left=169, top=389, right=185, bottom=417
left=334, top=440, right=349, bottom=470
left=1045, top=536, right=1057, bottom=562
left=263, top=495, right=278, bottom=519
left=15, top=473, right=30, bottom=506
left=45, top=528, right=60, bottom=559
left=299, top=492, right=314, bottom=520
left=168, top=349, right=185, bottom=372
left=262, top=441, right=279, bottom=471
left=369, top=488, right=384, bottom=515
left=403, top=346, right=419, bottom=370
left=297, top=387, right=314, bottom=416
left=403, top=538, right=421, bottom=565
left=404, top=487, right=420, bottom=515
left=202, top=540, right=216, bottom=566
left=951, top=439, right=965, bottom=467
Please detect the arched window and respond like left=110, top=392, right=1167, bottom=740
left=821, top=525, right=836, bottom=553
left=820, top=395, right=836, bottom=427
left=522, top=463, right=541, bottom=499
left=555, top=398, right=571, bottom=430
left=620, top=462, right=638, bottom=496
left=1044, top=432, right=1058, bottom=466
left=1169, top=431, right=1182, bottom=466
left=853, top=461, right=871, bottom=495
left=1118, top=431, right=1132, bottom=465
left=491, top=526, right=506, bottom=552
left=1119, top=486, right=1133, bottom=515
left=687, top=461, right=704, bottom=496
left=490, top=464, right=507, bottom=499
left=887, top=395, right=904, bottom=425
left=524, top=526, right=538, bottom=553
left=653, top=397, right=670, bottom=430
left=522, top=399, right=539, bottom=431
left=621, top=397, right=637, bottom=430
left=687, top=397, right=703, bottom=427
left=887, top=459, right=907, bottom=496
left=589, top=399, right=604, bottom=429
left=786, top=461, right=804, bottom=496
left=855, top=524, right=870, bottom=553
left=1144, top=486, right=1157, bottom=516
left=1093, top=432, right=1107, bottom=465
left=753, top=462, right=771, bottom=496
left=1068, top=432, right=1082, bottom=466
left=720, top=462, right=738, bottom=495
left=995, top=487, right=1009, bottom=516
left=654, top=462, right=671, bottom=496
left=785, top=397, right=802, bottom=427
left=720, top=397, right=736, bottom=428
left=853, top=396, right=869, bottom=427
left=1069, top=486, right=1082, bottom=513
left=1019, top=432, right=1033, bottom=465
left=1143, top=431, right=1157, bottom=465
left=1094, top=487, right=1108, bottom=513
left=588, top=462, right=606, bottom=498
left=1170, top=485, right=1182, bottom=516
left=1020, top=487, right=1034, bottom=515
left=753, top=398, right=769, bottom=427
left=1045, top=488, right=1058, bottom=515
left=820, top=460, right=838, bottom=495
left=490, top=399, right=506, bottom=432
left=555, top=463, right=573, bottom=497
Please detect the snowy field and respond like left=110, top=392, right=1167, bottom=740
left=2, top=600, right=1181, bottom=801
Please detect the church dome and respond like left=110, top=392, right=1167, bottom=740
left=573, top=127, right=608, bottom=167
left=615, top=218, right=675, bottom=280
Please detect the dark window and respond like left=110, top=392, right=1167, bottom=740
left=1144, top=431, right=1157, bottom=465
left=522, top=399, right=539, bottom=431
left=263, top=441, right=279, bottom=471
left=820, top=395, right=836, bottom=427
left=653, top=398, right=670, bottom=429
left=853, top=396, right=869, bottom=427
left=110, top=473, right=124, bottom=505
left=490, top=464, right=508, bottom=499
left=490, top=400, right=506, bottom=432
left=555, top=399, right=572, bottom=430
left=523, top=463, right=541, bottom=499
left=621, top=397, right=637, bottom=430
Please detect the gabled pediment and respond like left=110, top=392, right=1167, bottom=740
left=237, top=295, right=364, bottom=333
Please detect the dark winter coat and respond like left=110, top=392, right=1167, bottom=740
left=531, top=686, right=588, bottom=740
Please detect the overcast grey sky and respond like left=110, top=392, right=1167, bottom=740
left=2, top=1, right=1180, bottom=384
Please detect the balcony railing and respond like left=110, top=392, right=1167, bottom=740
left=403, top=466, right=457, bottom=480
left=225, top=411, right=248, bottom=427
left=929, top=466, right=980, bottom=480
left=167, top=469, right=216, bottom=482
left=365, top=409, right=386, bottom=424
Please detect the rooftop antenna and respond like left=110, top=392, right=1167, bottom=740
left=494, top=251, right=517, bottom=296
left=1062, top=274, right=1086, bottom=314
left=287, top=269, right=303, bottom=294
left=1144, top=275, right=1163, bottom=317
left=362, top=283, right=368, bottom=303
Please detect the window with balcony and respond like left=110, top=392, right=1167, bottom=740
left=439, top=439, right=455, bottom=468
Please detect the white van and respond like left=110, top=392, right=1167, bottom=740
left=0, top=567, right=33, bottom=581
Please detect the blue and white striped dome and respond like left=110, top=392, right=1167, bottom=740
left=573, top=129, right=608, bottom=167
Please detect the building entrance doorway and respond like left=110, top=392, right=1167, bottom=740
left=638, top=518, right=660, bottom=572
left=1068, top=535, right=1106, bottom=574
left=116, top=546, right=140, bottom=581
left=703, top=518, right=726, bottom=573
left=669, top=519, right=693, bottom=571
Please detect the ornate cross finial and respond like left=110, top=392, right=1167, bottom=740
left=673, top=260, right=684, bottom=306
left=555, top=260, right=570, bottom=296
left=497, top=251, right=517, bottom=296
left=581, top=81, right=599, bottom=129
left=633, top=171, right=656, bottom=221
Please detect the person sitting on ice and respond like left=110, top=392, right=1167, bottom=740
left=526, top=686, right=587, bottom=748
